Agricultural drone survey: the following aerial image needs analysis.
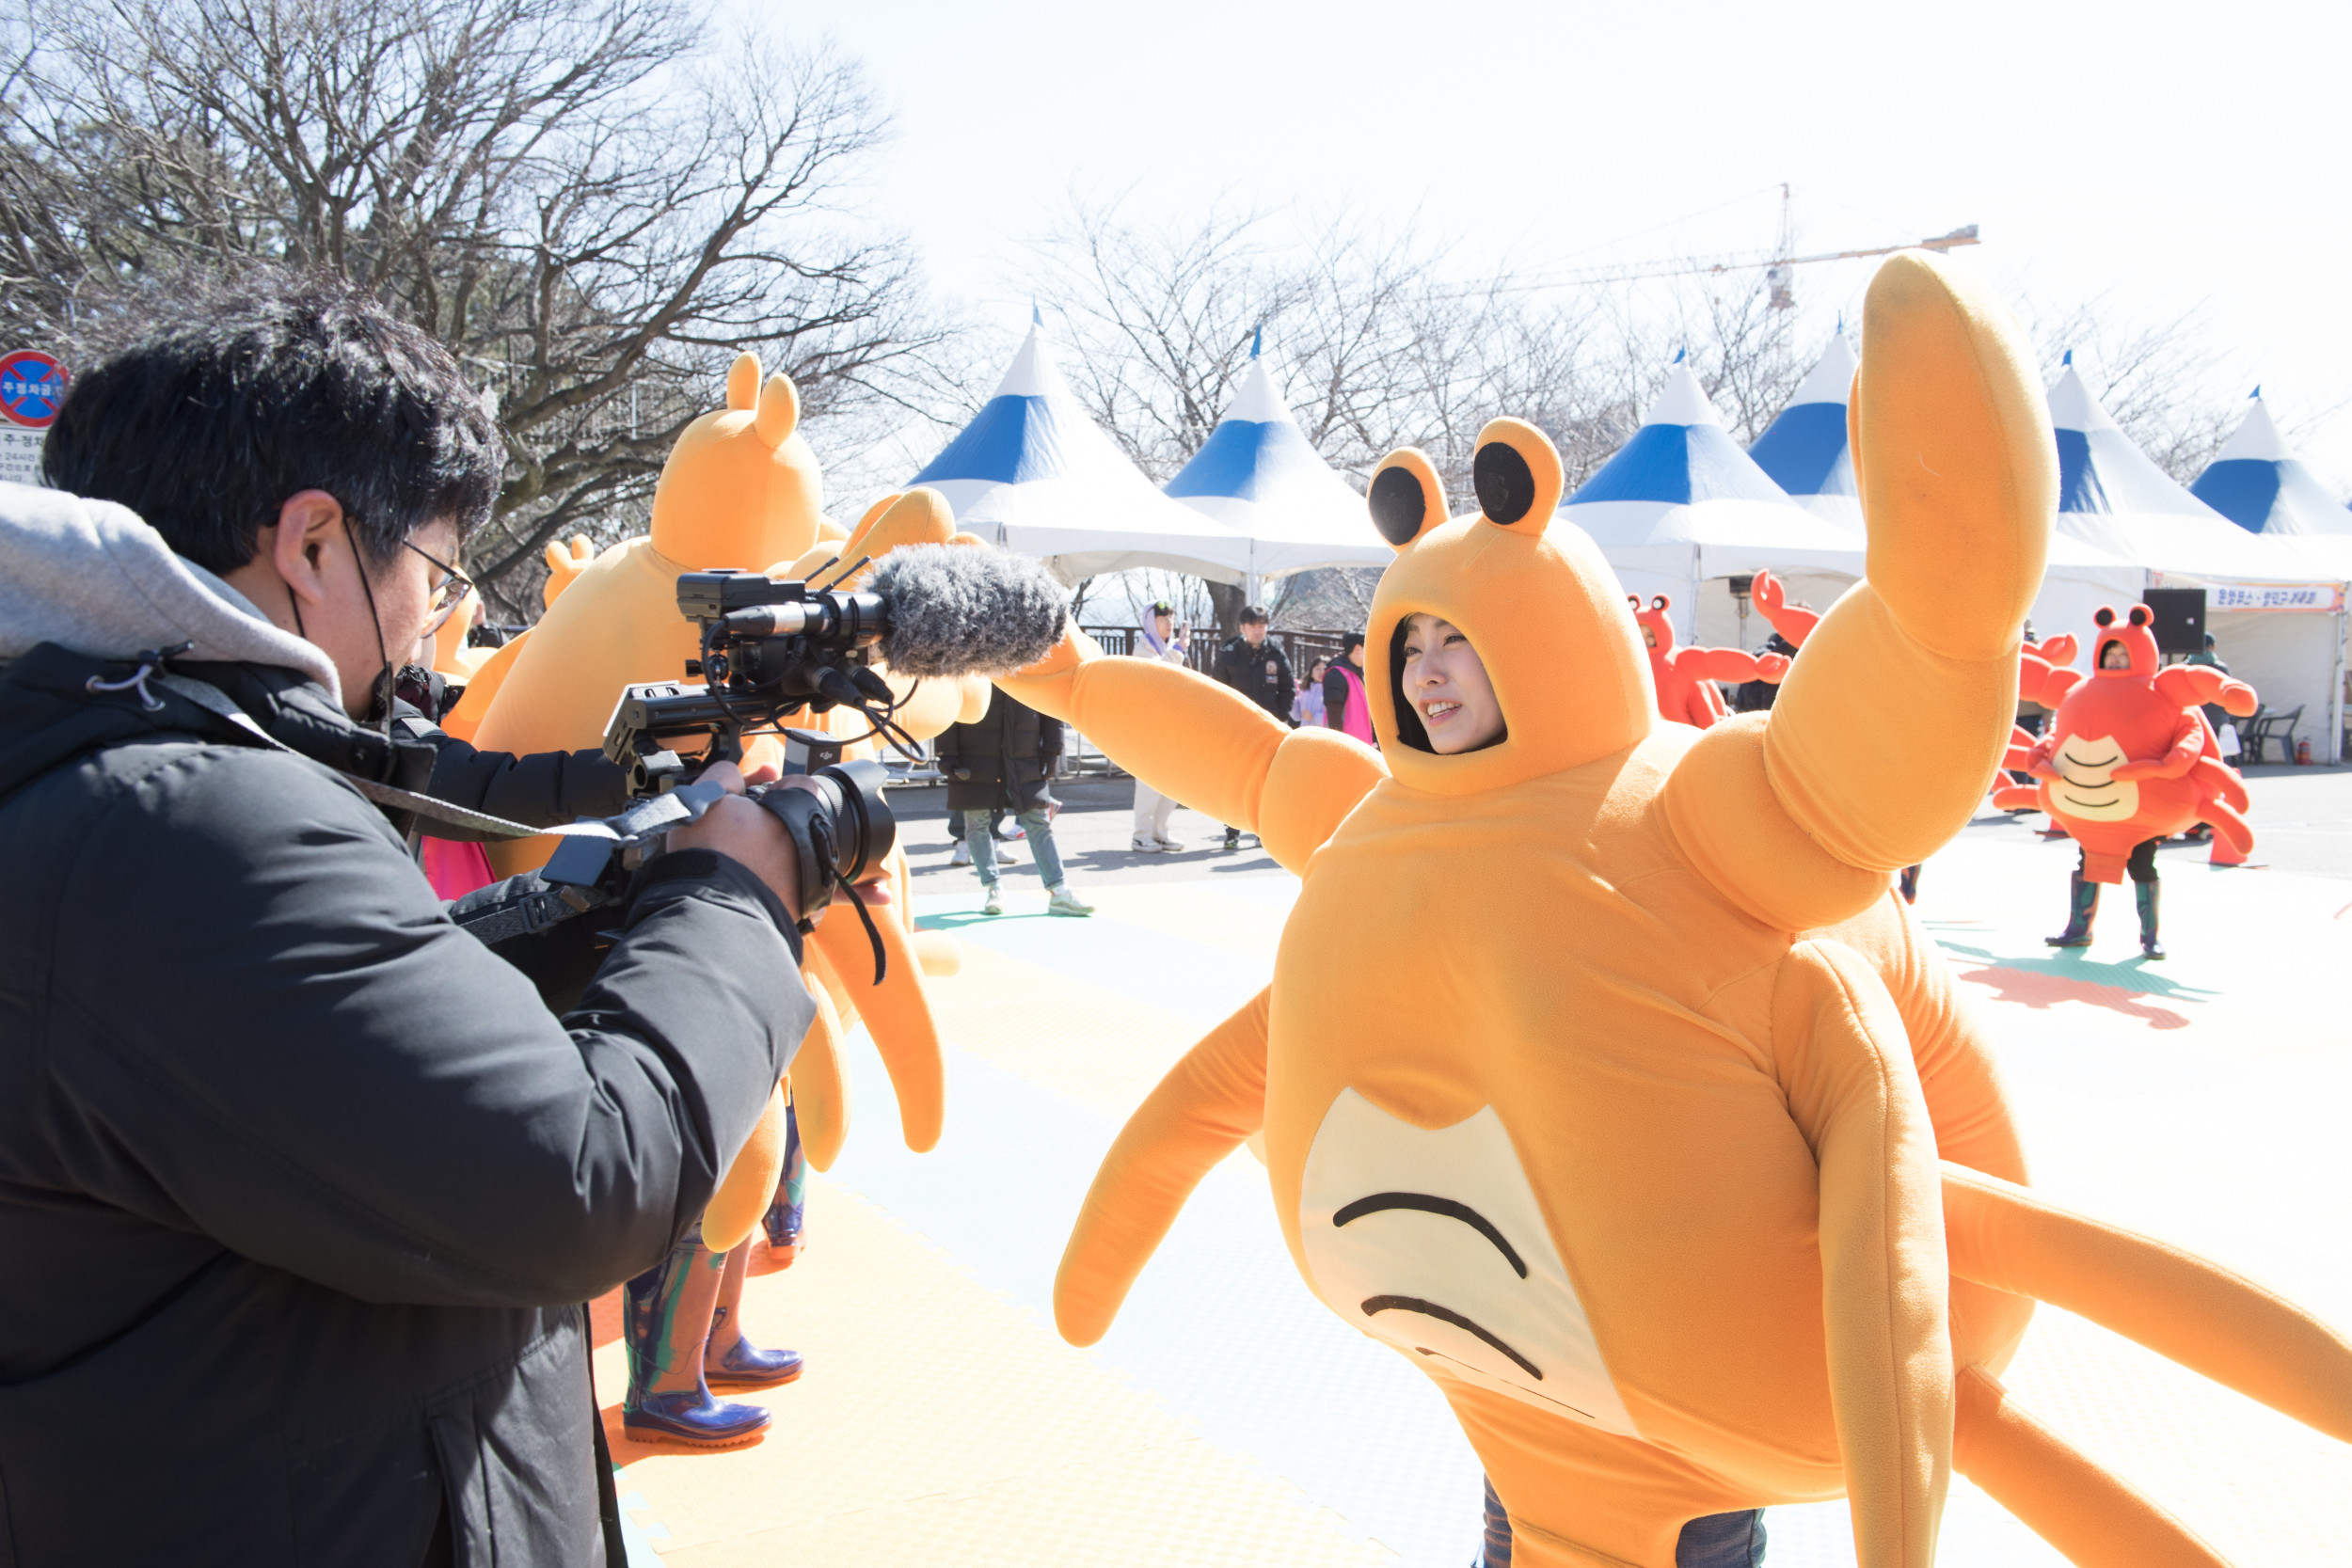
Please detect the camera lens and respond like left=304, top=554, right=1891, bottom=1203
left=811, top=759, right=896, bottom=886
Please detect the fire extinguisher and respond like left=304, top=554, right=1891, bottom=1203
left=2296, top=736, right=2312, bottom=766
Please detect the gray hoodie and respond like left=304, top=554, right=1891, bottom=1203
left=0, top=480, right=342, bottom=705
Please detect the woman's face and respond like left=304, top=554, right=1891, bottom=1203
left=1308, top=657, right=1327, bottom=682
left=1399, top=611, right=1505, bottom=754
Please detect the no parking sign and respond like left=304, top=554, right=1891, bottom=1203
left=0, top=348, right=67, bottom=487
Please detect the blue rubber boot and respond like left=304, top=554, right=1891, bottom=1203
left=622, top=1228, right=772, bottom=1449
left=757, top=1101, right=807, bottom=1270
left=705, top=1237, right=803, bottom=1390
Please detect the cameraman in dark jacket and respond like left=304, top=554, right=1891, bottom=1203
left=0, top=274, right=815, bottom=1566
left=935, top=686, right=1092, bottom=917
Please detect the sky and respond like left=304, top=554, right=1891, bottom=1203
left=771, top=0, right=2352, bottom=491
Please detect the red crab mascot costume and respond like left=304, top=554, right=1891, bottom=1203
left=1994, top=604, right=2255, bottom=958
left=1630, top=594, right=1788, bottom=728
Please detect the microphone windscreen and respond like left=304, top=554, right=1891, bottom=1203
left=870, top=545, right=1069, bottom=677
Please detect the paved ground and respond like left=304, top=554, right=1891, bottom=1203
left=600, top=764, right=2352, bottom=1567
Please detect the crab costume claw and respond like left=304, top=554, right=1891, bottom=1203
left=1057, top=988, right=1269, bottom=1347
left=1667, top=250, right=2056, bottom=931
left=998, top=631, right=1387, bottom=877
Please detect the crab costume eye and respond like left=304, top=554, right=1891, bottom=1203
left=1470, top=418, right=1564, bottom=538
left=1367, top=448, right=1450, bottom=550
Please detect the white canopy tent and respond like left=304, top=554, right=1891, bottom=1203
left=1163, top=341, right=1392, bottom=594
left=2191, top=392, right=2352, bottom=757
left=2050, top=364, right=2345, bottom=752
left=908, top=319, right=1255, bottom=585
left=1559, top=364, right=1865, bottom=650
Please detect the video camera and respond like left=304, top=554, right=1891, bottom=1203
left=449, top=544, right=1068, bottom=977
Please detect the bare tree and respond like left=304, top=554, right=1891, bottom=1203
left=2, top=0, right=946, bottom=614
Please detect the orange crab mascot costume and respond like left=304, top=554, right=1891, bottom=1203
left=1993, top=605, right=2256, bottom=958
left=1630, top=593, right=1788, bottom=727
left=467, top=354, right=955, bottom=1447
left=1001, top=253, right=2352, bottom=1567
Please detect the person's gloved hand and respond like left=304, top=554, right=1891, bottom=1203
left=670, top=760, right=802, bottom=922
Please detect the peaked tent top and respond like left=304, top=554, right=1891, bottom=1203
left=2191, top=392, right=2352, bottom=539
left=2045, top=367, right=2335, bottom=582
left=1747, top=336, right=1861, bottom=531
left=910, top=322, right=1253, bottom=582
left=1162, top=352, right=1390, bottom=578
left=1567, top=366, right=1798, bottom=509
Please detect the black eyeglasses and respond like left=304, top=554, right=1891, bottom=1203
left=405, top=539, right=474, bottom=634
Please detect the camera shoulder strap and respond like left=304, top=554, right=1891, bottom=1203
left=151, top=671, right=549, bottom=841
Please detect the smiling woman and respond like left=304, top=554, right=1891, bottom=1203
left=1398, top=610, right=1507, bottom=754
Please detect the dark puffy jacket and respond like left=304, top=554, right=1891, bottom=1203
left=935, top=687, right=1063, bottom=813
left=0, top=642, right=812, bottom=1566
left=1213, top=634, right=1295, bottom=723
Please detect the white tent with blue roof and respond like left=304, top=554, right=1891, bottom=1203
left=2192, top=390, right=2352, bottom=541
left=1747, top=334, right=1863, bottom=533
left=2050, top=361, right=2344, bottom=756
left=1163, top=334, right=1391, bottom=589
left=1559, top=360, right=1864, bottom=649
left=909, top=315, right=1254, bottom=584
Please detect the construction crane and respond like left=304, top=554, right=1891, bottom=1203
left=1488, top=185, right=1979, bottom=309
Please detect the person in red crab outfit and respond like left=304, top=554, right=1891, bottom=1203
left=1628, top=593, right=1788, bottom=729
left=1993, top=603, right=2257, bottom=958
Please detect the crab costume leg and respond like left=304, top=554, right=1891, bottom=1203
left=1776, top=940, right=1952, bottom=1565
left=807, top=911, right=945, bottom=1153
left=791, top=976, right=850, bottom=1171
left=1943, top=1165, right=2352, bottom=1439
left=1954, top=1369, right=2228, bottom=1568
left=1666, top=251, right=2055, bottom=932
left=1057, top=987, right=1269, bottom=1347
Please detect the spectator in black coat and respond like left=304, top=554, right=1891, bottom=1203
left=1209, top=604, right=1294, bottom=847
left=1212, top=604, right=1295, bottom=723
left=0, top=273, right=815, bottom=1567
left=935, top=686, right=1094, bottom=917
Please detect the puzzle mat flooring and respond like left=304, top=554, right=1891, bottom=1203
left=595, top=816, right=2352, bottom=1566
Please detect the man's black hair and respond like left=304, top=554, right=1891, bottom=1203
left=1342, top=631, right=1365, bottom=655
left=41, top=269, right=502, bottom=574
left=1239, top=604, right=1268, bottom=625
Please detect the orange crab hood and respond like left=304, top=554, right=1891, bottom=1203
left=1368, top=435, right=1656, bottom=798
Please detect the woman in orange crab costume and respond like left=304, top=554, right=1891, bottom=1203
left=1991, top=607, right=2256, bottom=959
left=999, top=253, right=2352, bottom=1567
left=1629, top=593, right=1788, bottom=728
left=463, top=353, right=989, bottom=1447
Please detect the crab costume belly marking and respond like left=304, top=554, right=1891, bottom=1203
left=1301, top=1090, right=1638, bottom=1437
left=2048, top=735, right=2137, bottom=822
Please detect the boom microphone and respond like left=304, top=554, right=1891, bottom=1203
left=681, top=544, right=1068, bottom=682
left=864, top=544, right=1069, bottom=676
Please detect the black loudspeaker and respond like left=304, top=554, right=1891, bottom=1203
left=2141, top=588, right=2207, bottom=656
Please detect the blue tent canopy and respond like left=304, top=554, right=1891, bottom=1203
left=908, top=320, right=1251, bottom=582
left=1746, top=336, right=1861, bottom=531
left=1567, top=367, right=1792, bottom=509
left=1163, top=345, right=1389, bottom=578
left=2191, top=392, right=2352, bottom=538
